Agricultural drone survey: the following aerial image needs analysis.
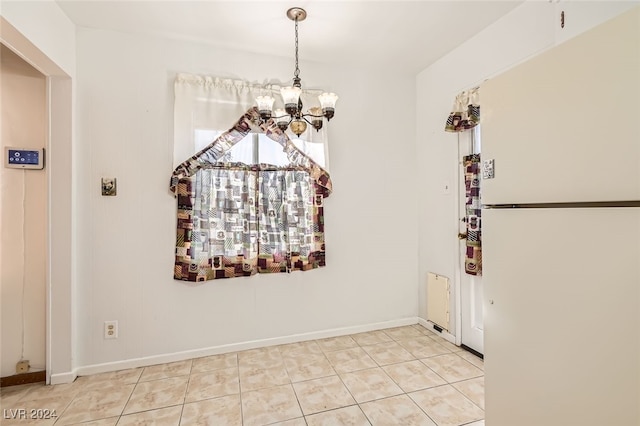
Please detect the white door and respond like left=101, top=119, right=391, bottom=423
left=458, top=127, right=483, bottom=355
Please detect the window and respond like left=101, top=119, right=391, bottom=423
left=172, top=75, right=333, bottom=282
left=171, top=108, right=333, bottom=282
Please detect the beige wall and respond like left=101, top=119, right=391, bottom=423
left=1, top=44, right=47, bottom=377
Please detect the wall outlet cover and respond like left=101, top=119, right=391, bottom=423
left=104, top=320, right=118, bottom=339
left=16, top=360, right=30, bottom=374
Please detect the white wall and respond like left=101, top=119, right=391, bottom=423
left=0, top=46, right=47, bottom=378
left=74, top=27, right=418, bottom=372
left=416, top=1, right=639, bottom=330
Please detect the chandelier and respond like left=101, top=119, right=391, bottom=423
left=256, top=7, right=338, bottom=137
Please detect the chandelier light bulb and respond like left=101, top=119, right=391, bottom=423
left=281, top=86, right=302, bottom=115
left=318, top=92, right=338, bottom=120
left=309, top=107, right=323, bottom=131
left=274, top=109, right=289, bottom=131
left=256, top=96, right=275, bottom=120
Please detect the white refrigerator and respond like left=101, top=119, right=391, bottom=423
left=481, top=7, right=639, bottom=426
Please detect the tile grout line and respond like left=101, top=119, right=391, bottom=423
left=449, top=383, right=485, bottom=414
left=50, top=388, right=76, bottom=425
left=115, top=369, right=147, bottom=424
left=235, top=353, right=245, bottom=426
left=178, top=359, right=196, bottom=425
left=405, top=389, right=441, bottom=425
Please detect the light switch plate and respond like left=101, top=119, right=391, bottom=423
left=482, top=159, right=495, bottom=179
left=101, top=178, right=117, bottom=196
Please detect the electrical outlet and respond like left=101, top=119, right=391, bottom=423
left=16, top=360, right=30, bottom=374
left=104, top=320, right=118, bottom=339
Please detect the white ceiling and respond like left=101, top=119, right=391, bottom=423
left=55, top=0, right=523, bottom=74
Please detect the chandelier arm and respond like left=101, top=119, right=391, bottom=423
left=300, top=115, right=315, bottom=126
left=301, top=112, right=325, bottom=119
left=300, top=113, right=323, bottom=132
left=273, top=115, right=294, bottom=132
left=272, top=112, right=292, bottom=120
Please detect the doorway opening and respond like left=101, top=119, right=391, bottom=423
left=0, top=44, right=47, bottom=386
left=1, top=16, right=74, bottom=385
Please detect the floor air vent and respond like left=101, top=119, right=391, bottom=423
left=427, top=272, right=450, bottom=331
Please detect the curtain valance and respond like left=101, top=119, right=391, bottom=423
left=445, top=87, right=480, bottom=133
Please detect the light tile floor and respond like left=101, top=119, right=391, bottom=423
left=0, top=325, right=484, bottom=425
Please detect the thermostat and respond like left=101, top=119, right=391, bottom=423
left=5, top=147, right=44, bottom=169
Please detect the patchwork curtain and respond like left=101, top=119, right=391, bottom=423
left=445, top=87, right=480, bottom=132
left=171, top=108, right=331, bottom=282
left=463, top=154, right=482, bottom=275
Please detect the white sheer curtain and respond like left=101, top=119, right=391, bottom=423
left=173, top=73, right=330, bottom=170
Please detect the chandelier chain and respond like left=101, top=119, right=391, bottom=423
left=294, top=18, right=300, bottom=81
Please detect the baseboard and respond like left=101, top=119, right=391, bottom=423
left=50, top=371, right=77, bottom=385
left=417, top=317, right=457, bottom=344
left=0, top=371, right=46, bottom=387
left=74, top=317, right=419, bottom=377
